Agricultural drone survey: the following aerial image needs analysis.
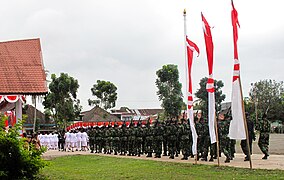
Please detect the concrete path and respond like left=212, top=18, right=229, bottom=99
left=43, top=150, right=284, bottom=170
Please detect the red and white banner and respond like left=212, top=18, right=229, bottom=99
left=185, top=36, right=199, bottom=155
left=202, top=13, right=216, bottom=144
left=228, top=1, right=246, bottom=140
left=0, top=95, right=25, bottom=103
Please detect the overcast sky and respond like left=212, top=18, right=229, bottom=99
left=1, top=0, right=283, bottom=112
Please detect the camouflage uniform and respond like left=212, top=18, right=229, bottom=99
left=195, top=117, right=203, bottom=159
left=153, top=121, right=163, bottom=158
left=120, top=123, right=128, bottom=155
left=180, top=119, right=192, bottom=160
left=145, top=123, right=154, bottom=157
left=162, top=121, right=170, bottom=156
left=257, top=116, right=271, bottom=159
left=87, top=127, right=95, bottom=153
left=218, top=118, right=231, bottom=163
left=175, top=122, right=182, bottom=157
left=241, top=117, right=255, bottom=160
left=128, top=124, right=136, bottom=156
left=105, top=125, right=113, bottom=154
left=95, top=127, right=102, bottom=153
left=112, top=124, right=120, bottom=155
left=167, top=122, right=177, bottom=159
left=135, top=123, right=143, bottom=157
left=200, top=118, right=210, bottom=161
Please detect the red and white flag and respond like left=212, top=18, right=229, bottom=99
left=201, top=13, right=216, bottom=144
left=185, top=36, right=199, bottom=155
left=228, top=1, right=246, bottom=140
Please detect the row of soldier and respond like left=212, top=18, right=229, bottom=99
left=54, top=111, right=270, bottom=163
left=84, top=112, right=237, bottom=163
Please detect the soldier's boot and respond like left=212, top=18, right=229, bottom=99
left=181, top=156, right=188, bottom=160
left=163, top=152, right=167, bottom=156
left=244, top=156, right=249, bottom=161
left=146, top=153, right=152, bottom=157
left=209, top=156, right=214, bottom=162
left=114, top=151, right=117, bottom=155
left=262, top=154, right=269, bottom=160
left=224, top=157, right=230, bottom=163
left=169, top=156, right=174, bottom=159
left=201, top=157, right=207, bottom=161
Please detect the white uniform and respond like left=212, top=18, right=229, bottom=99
left=76, top=131, right=82, bottom=150
left=81, top=132, right=88, bottom=147
left=53, top=133, right=59, bottom=150
left=65, top=132, right=71, bottom=150
left=71, top=132, right=77, bottom=148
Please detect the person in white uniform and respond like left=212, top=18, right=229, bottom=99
left=65, top=131, right=71, bottom=152
left=76, top=130, right=82, bottom=151
left=70, top=130, right=77, bottom=152
left=81, top=130, right=89, bottom=151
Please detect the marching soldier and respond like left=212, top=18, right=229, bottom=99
left=257, top=114, right=271, bottom=160
left=180, top=118, right=192, bottom=160
left=153, top=119, right=163, bottom=158
left=135, top=121, right=143, bottom=157
left=241, top=113, right=255, bottom=161
left=145, top=120, right=154, bottom=157
left=112, top=123, right=120, bottom=155
left=88, top=127, right=95, bottom=153
left=128, top=121, right=136, bottom=156
left=167, top=120, right=177, bottom=159
left=218, top=114, right=231, bottom=163
left=120, top=122, right=128, bottom=155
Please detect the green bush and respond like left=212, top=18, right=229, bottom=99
left=0, top=114, right=47, bottom=179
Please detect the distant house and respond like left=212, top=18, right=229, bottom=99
left=22, top=104, right=55, bottom=133
left=82, top=106, right=121, bottom=122
left=111, top=107, right=163, bottom=121
left=66, top=106, right=163, bottom=129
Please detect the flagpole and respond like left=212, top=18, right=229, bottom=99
left=183, top=9, right=197, bottom=165
left=239, top=76, right=253, bottom=169
left=214, top=113, right=220, bottom=166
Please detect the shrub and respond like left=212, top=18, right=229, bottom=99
left=0, top=114, right=47, bottom=179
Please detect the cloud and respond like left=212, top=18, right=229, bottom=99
left=0, top=0, right=283, bottom=111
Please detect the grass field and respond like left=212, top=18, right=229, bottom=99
left=39, top=155, right=284, bottom=180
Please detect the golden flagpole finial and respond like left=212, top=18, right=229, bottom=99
left=183, top=9, right=186, bottom=16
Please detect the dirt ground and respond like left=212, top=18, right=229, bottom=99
left=42, top=134, right=284, bottom=170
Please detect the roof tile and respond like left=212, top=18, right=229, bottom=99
left=0, top=38, right=47, bottom=95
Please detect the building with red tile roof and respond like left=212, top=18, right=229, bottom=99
left=0, top=38, right=47, bottom=95
left=0, top=38, right=47, bottom=129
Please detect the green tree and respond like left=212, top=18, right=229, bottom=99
left=43, top=73, right=82, bottom=129
left=88, top=80, right=118, bottom=110
left=249, top=79, right=284, bottom=121
left=156, top=64, right=183, bottom=119
left=194, top=77, right=226, bottom=117
left=0, top=114, right=47, bottom=179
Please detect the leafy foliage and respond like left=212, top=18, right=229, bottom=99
left=194, top=77, right=226, bottom=117
left=88, top=80, right=118, bottom=110
left=43, top=73, right=82, bottom=129
left=249, top=79, right=284, bottom=121
left=0, top=114, right=47, bottom=179
left=156, top=64, right=183, bottom=119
